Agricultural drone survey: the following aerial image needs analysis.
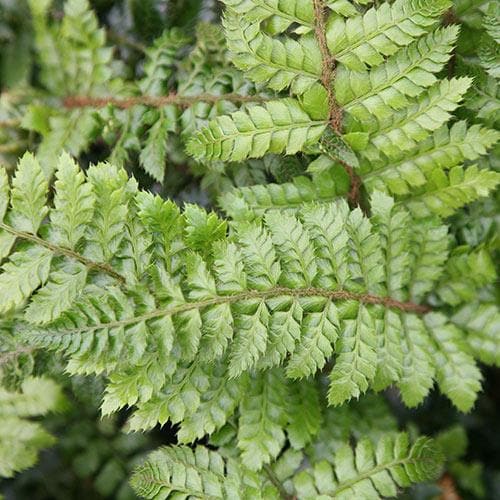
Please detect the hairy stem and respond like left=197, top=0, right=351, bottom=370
left=313, top=0, right=342, bottom=133
left=32, top=287, right=431, bottom=336
left=312, top=0, right=362, bottom=207
left=63, top=93, right=266, bottom=110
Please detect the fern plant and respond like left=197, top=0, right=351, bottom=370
left=1, top=0, right=499, bottom=498
left=0, top=152, right=496, bottom=467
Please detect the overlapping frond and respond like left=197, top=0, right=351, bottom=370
left=337, top=26, right=459, bottom=121
left=131, top=432, right=444, bottom=499
left=1, top=156, right=495, bottom=448
left=25, top=0, right=115, bottom=173
left=130, top=445, right=265, bottom=499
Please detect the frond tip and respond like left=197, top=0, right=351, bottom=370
left=293, top=433, right=444, bottom=498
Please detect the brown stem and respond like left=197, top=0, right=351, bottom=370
left=313, top=0, right=343, bottom=133
left=312, top=0, right=362, bottom=207
left=439, top=472, right=462, bottom=500
left=40, top=287, right=430, bottom=337
left=63, top=93, right=266, bottom=110
left=0, top=346, right=35, bottom=366
left=337, top=159, right=362, bottom=208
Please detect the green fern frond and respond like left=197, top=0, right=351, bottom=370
left=1, top=155, right=494, bottom=435
left=130, top=445, right=265, bottom=499
left=452, top=302, right=500, bottom=367
left=219, top=124, right=498, bottom=220
left=436, top=244, right=496, bottom=306
left=337, top=26, right=459, bottom=122
left=25, top=0, right=115, bottom=173
left=237, top=369, right=288, bottom=469
left=293, top=432, right=444, bottom=498
left=362, top=121, right=500, bottom=195
left=186, top=98, right=326, bottom=161
left=401, top=164, right=500, bottom=218
left=131, top=432, right=443, bottom=499
left=326, top=0, right=452, bottom=70
left=0, top=377, right=64, bottom=477
left=222, top=0, right=314, bottom=34
left=219, top=169, right=344, bottom=222
left=223, top=11, right=321, bottom=94
left=360, top=77, right=472, bottom=161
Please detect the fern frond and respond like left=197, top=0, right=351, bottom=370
left=219, top=170, right=343, bottom=222
left=220, top=120, right=499, bottom=219
left=293, top=433, right=444, bottom=498
left=25, top=0, right=114, bottom=173
left=425, top=313, right=482, bottom=412
left=130, top=445, right=264, bottom=499
left=401, top=165, right=500, bottom=218
left=132, top=431, right=443, bottom=499
left=286, top=380, right=322, bottom=449
left=2, top=156, right=495, bottom=438
left=186, top=98, right=326, bottom=161
left=0, top=377, right=64, bottom=477
left=337, top=26, right=459, bottom=122
left=237, top=369, right=288, bottom=469
left=362, top=121, right=500, bottom=195
left=360, top=77, right=472, bottom=161
left=452, top=303, right=500, bottom=367
left=436, top=245, right=496, bottom=306
left=326, top=0, right=451, bottom=70
left=222, top=0, right=314, bottom=34
left=223, top=11, right=321, bottom=94
left=139, top=29, right=190, bottom=96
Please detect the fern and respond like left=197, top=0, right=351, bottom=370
left=186, top=0, right=498, bottom=223
left=24, top=0, right=115, bottom=173
left=130, top=432, right=444, bottom=499
left=223, top=10, right=321, bottom=94
left=0, top=154, right=493, bottom=451
left=0, top=377, right=64, bottom=477
left=130, top=445, right=265, bottom=499
left=186, top=98, right=327, bottom=161
left=326, top=0, right=451, bottom=69
left=223, top=0, right=314, bottom=34
left=293, top=433, right=443, bottom=498
left=1, top=0, right=499, bottom=497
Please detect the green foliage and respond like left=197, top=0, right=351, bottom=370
left=1, top=0, right=499, bottom=498
left=0, top=154, right=493, bottom=460
left=130, top=445, right=266, bottom=499
left=293, top=433, right=443, bottom=498
left=186, top=98, right=327, bottom=162
left=223, top=9, right=321, bottom=94
left=326, top=0, right=451, bottom=70
left=131, top=432, right=444, bottom=499
left=0, top=377, right=64, bottom=477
